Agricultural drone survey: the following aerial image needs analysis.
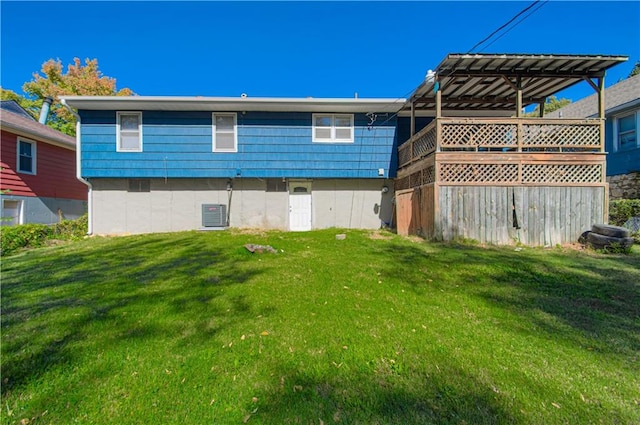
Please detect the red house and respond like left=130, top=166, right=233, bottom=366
left=1, top=102, right=87, bottom=225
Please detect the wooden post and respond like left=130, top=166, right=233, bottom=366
left=410, top=100, right=415, bottom=138
left=598, top=76, right=605, bottom=153
left=435, top=77, right=442, bottom=152
left=516, top=76, right=523, bottom=151
left=539, top=101, right=545, bottom=118
left=435, top=80, right=442, bottom=119
left=515, top=76, right=523, bottom=118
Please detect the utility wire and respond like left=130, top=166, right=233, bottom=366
left=467, top=0, right=542, bottom=53
left=479, top=0, right=549, bottom=53
left=366, top=1, right=548, bottom=132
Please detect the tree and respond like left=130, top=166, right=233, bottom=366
left=628, top=61, right=640, bottom=78
left=21, top=58, right=134, bottom=135
left=0, top=88, right=38, bottom=119
left=525, top=95, right=571, bottom=117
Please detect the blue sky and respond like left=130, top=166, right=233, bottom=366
left=1, top=1, right=639, bottom=103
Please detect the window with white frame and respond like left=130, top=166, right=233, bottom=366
left=616, top=112, right=637, bottom=151
left=17, top=138, right=36, bottom=174
left=117, top=112, right=142, bottom=152
left=313, top=114, right=354, bottom=143
left=212, top=113, right=237, bottom=152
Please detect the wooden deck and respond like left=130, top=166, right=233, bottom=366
left=395, top=117, right=607, bottom=245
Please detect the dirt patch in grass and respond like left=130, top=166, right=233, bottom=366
left=368, top=230, right=394, bottom=240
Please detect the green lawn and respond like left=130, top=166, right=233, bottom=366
left=1, top=229, right=639, bottom=424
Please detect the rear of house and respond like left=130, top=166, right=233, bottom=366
left=1, top=106, right=87, bottom=225
left=63, top=97, right=403, bottom=234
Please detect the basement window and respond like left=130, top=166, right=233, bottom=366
left=266, top=178, right=287, bottom=192
left=313, top=114, right=354, bottom=143
left=117, top=112, right=143, bottom=152
left=128, top=179, right=150, bottom=192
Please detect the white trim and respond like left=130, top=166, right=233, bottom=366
left=613, top=111, right=638, bottom=152
left=116, top=111, right=143, bottom=152
left=60, top=96, right=405, bottom=114
left=312, top=114, right=354, bottom=143
left=212, top=113, right=238, bottom=152
left=16, top=137, right=37, bottom=175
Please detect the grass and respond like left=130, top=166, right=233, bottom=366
left=1, top=229, right=639, bottom=424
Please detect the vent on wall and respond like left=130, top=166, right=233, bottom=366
left=202, top=204, right=227, bottom=227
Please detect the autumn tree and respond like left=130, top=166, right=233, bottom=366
left=525, top=95, right=571, bottom=117
left=21, top=58, right=134, bottom=135
left=628, top=60, right=640, bottom=78
left=0, top=87, right=39, bottom=119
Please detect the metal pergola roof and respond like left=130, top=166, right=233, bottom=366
left=405, top=53, right=628, bottom=112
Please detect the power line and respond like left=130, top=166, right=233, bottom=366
left=467, top=0, right=543, bottom=53
left=479, top=0, right=549, bottom=53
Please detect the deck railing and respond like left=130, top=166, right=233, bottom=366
left=397, top=118, right=603, bottom=169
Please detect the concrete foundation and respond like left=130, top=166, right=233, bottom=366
left=89, top=178, right=393, bottom=235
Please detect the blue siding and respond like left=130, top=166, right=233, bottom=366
left=80, top=111, right=398, bottom=179
left=605, top=108, right=640, bottom=176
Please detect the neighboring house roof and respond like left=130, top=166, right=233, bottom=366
left=0, top=100, right=36, bottom=120
left=0, top=108, right=76, bottom=149
left=60, top=96, right=406, bottom=114
left=546, top=73, right=640, bottom=118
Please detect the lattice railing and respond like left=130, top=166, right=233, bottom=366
left=398, top=144, right=412, bottom=168
left=439, top=163, right=520, bottom=183
left=522, top=164, right=602, bottom=183
left=440, top=122, right=517, bottom=149
left=396, top=175, right=410, bottom=191
left=397, top=160, right=603, bottom=188
left=398, top=118, right=602, bottom=170
left=522, top=123, right=600, bottom=150
left=398, top=121, right=436, bottom=168
left=395, top=166, right=436, bottom=191
left=413, top=124, right=436, bottom=158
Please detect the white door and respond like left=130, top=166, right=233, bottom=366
left=289, top=183, right=312, bottom=231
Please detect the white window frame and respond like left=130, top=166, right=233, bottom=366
left=212, top=113, right=238, bottom=152
left=613, top=111, right=639, bottom=152
left=312, top=114, right=354, bottom=143
left=116, top=112, right=143, bottom=152
left=16, top=137, right=37, bottom=175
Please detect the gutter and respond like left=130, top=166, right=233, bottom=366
left=61, top=99, right=93, bottom=235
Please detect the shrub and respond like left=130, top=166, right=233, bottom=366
left=609, top=199, right=640, bottom=243
left=53, top=214, right=88, bottom=240
left=1, top=223, right=52, bottom=256
left=0, top=214, right=87, bottom=256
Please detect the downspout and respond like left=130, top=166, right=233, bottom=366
left=61, top=99, right=93, bottom=235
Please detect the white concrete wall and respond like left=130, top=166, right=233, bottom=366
left=90, top=178, right=393, bottom=235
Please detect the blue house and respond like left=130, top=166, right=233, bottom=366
left=547, top=74, right=640, bottom=199
left=60, top=96, right=404, bottom=234
left=63, top=54, right=629, bottom=243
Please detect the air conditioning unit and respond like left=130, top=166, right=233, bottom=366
left=202, top=204, right=227, bottom=227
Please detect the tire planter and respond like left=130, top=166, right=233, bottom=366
left=586, top=224, right=634, bottom=250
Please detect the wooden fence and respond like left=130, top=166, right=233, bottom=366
left=396, top=185, right=606, bottom=245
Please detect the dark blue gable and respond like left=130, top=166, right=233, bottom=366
left=80, top=110, right=398, bottom=179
